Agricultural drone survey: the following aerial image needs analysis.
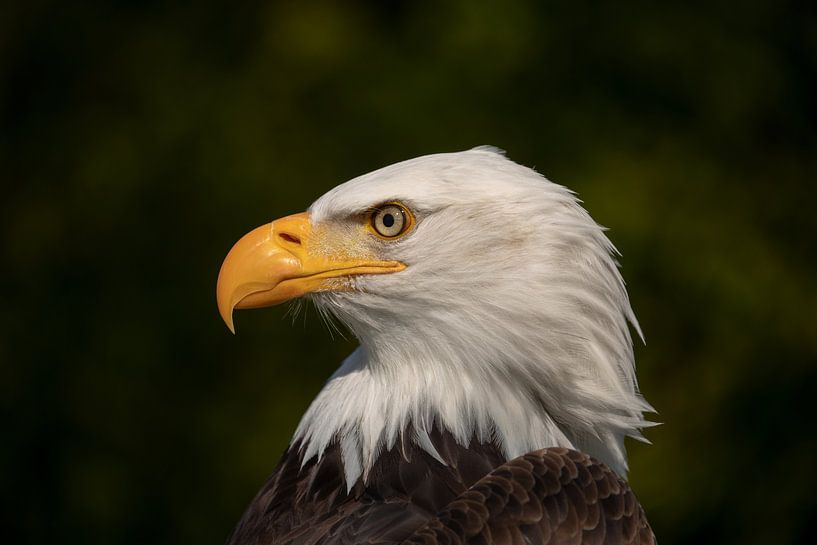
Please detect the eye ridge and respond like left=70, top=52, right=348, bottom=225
left=370, top=202, right=413, bottom=239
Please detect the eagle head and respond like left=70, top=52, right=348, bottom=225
left=217, top=147, right=653, bottom=485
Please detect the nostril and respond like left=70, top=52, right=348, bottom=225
left=279, top=232, right=301, bottom=245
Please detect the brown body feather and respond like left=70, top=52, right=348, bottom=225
left=227, top=428, right=654, bottom=545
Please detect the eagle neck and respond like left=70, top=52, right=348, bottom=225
left=291, top=341, right=595, bottom=490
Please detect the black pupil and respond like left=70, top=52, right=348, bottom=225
left=382, top=213, right=395, bottom=228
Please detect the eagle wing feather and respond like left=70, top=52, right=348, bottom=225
left=401, top=448, right=655, bottom=545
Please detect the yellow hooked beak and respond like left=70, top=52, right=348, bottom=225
left=216, top=212, right=405, bottom=333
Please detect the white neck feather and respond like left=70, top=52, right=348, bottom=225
left=293, top=344, right=592, bottom=488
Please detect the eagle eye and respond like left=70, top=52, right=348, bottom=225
left=370, top=203, right=412, bottom=239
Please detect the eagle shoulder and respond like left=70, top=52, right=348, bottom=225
left=402, top=448, right=656, bottom=545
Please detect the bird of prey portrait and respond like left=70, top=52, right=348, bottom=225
left=216, top=147, right=656, bottom=545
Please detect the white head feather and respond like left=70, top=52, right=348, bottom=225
left=292, top=147, right=654, bottom=487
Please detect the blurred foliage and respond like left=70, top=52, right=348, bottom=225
left=1, top=0, right=816, bottom=544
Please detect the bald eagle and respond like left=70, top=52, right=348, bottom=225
left=216, top=147, right=656, bottom=545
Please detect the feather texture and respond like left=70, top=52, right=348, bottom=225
left=227, top=429, right=654, bottom=544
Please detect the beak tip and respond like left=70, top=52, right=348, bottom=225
left=219, top=305, right=237, bottom=335
left=217, top=291, right=237, bottom=334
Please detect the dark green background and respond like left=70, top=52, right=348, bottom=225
left=2, top=1, right=816, bottom=544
